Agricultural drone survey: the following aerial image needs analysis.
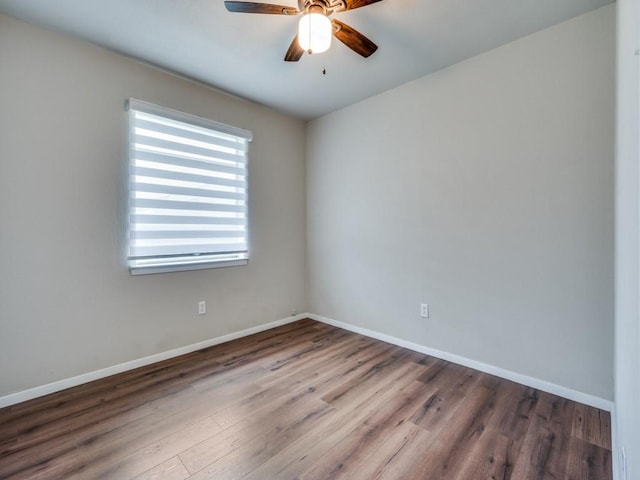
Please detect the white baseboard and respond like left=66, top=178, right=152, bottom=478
left=308, top=313, right=614, bottom=412
left=0, top=314, right=307, bottom=409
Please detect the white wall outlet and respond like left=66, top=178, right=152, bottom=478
left=198, top=301, right=206, bottom=315
left=290, top=309, right=297, bottom=316
left=420, top=304, right=429, bottom=318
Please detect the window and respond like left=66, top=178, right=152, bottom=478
left=126, top=98, right=252, bottom=275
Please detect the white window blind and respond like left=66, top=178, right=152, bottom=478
left=127, top=98, right=252, bottom=275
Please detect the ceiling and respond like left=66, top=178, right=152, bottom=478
left=0, top=0, right=612, bottom=120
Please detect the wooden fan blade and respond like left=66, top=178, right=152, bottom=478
left=343, top=0, right=383, bottom=11
left=224, top=1, right=299, bottom=15
left=297, top=0, right=306, bottom=10
left=332, top=19, right=378, bottom=58
left=285, top=35, right=304, bottom=61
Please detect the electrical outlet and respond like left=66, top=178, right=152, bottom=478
left=420, top=304, right=429, bottom=318
left=198, top=301, right=206, bottom=315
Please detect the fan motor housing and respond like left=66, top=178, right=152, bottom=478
left=302, top=0, right=348, bottom=15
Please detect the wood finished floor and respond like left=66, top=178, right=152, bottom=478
left=0, top=319, right=612, bottom=480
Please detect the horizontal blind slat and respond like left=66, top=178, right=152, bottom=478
left=133, top=183, right=245, bottom=201
left=131, top=198, right=246, bottom=213
left=131, top=230, right=245, bottom=240
left=132, top=150, right=246, bottom=175
left=131, top=214, right=246, bottom=225
left=132, top=166, right=245, bottom=189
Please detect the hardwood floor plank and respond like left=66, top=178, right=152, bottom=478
left=295, top=380, right=435, bottom=480
left=185, top=401, right=334, bottom=479
left=372, top=427, right=436, bottom=480
left=565, top=436, right=613, bottom=480
left=0, top=319, right=612, bottom=480
left=398, top=382, right=502, bottom=479
left=409, top=362, right=481, bottom=436
left=79, top=416, right=220, bottom=479
left=450, top=380, right=527, bottom=479
left=0, top=437, right=79, bottom=479
left=511, top=391, right=577, bottom=479
left=320, top=347, right=411, bottom=404
left=340, top=421, right=428, bottom=480
left=572, top=403, right=612, bottom=450
left=257, top=338, right=396, bottom=397
left=179, top=394, right=331, bottom=474
left=321, top=354, right=424, bottom=408
left=210, top=383, right=294, bottom=429
left=130, top=456, right=190, bottom=480
left=261, top=328, right=359, bottom=373
left=189, top=363, right=269, bottom=394
left=462, top=433, right=518, bottom=480
left=256, top=333, right=375, bottom=390
left=496, top=385, right=540, bottom=437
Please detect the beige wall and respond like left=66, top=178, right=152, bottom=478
left=0, top=15, right=308, bottom=396
left=307, top=5, right=615, bottom=400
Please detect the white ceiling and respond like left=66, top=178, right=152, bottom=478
left=0, top=0, right=612, bottom=120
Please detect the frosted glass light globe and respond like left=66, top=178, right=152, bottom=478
left=298, top=13, right=332, bottom=54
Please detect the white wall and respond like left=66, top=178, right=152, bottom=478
left=307, top=5, right=615, bottom=400
left=0, top=15, right=307, bottom=397
left=614, top=0, right=640, bottom=476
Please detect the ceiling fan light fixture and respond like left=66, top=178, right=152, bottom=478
left=224, top=0, right=379, bottom=62
left=298, top=12, right=332, bottom=54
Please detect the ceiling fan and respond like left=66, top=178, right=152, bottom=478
left=224, top=0, right=382, bottom=62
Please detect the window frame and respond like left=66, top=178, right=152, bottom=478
left=126, top=98, right=252, bottom=275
